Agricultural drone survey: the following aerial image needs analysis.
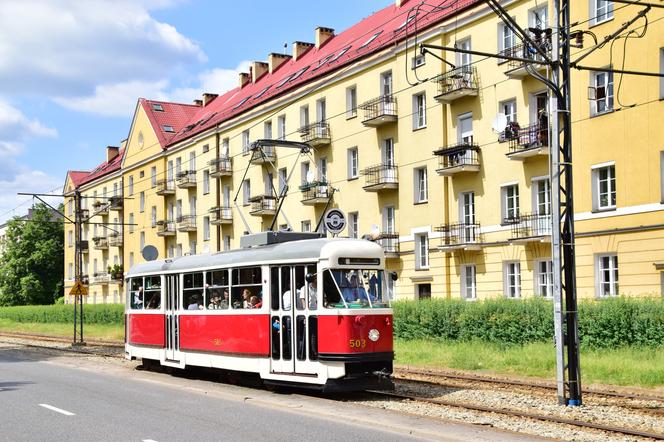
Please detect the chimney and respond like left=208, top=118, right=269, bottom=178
left=395, top=0, right=404, bottom=6
left=252, top=61, right=269, bottom=82
left=315, top=27, right=335, bottom=49
left=292, top=41, right=315, bottom=62
left=268, top=53, right=292, bottom=74
left=238, top=72, right=251, bottom=88
left=193, top=99, right=203, bottom=106
left=202, top=93, right=218, bottom=106
left=106, top=146, right=119, bottom=162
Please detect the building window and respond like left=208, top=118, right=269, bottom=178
left=277, top=115, right=286, bottom=140
left=381, top=71, right=393, bottom=96
left=536, top=260, right=553, bottom=298
left=224, top=236, right=231, bottom=251
left=300, top=105, right=309, bottom=127
left=412, top=92, right=426, bottom=129
left=202, top=144, right=209, bottom=153
left=264, top=121, right=272, bottom=139
left=414, top=167, right=428, bottom=204
left=417, top=283, right=432, bottom=300
left=591, top=71, right=614, bottom=114
left=301, top=220, right=311, bottom=232
left=349, top=212, right=359, bottom=238
left=533, top=178, right=551, bottom=215
left=140, top=232, right=145, bottom=250
left=278, top=168, right=287, bottom=194
left=530, top=5, right=548, bottom=29
left=501, top=184, right=520, bottom=222
left=221, top=138, right=230, bottom=157
left=316, top=98, right=326, bottom=122
left=499, top=23, right=516, bottom=53
left=500, top=99, right=517, bottom=124
left=592, top=164, right=616, bottom=211
left=242, top=130, right=250, bottom=155
left=128, top=176, right=134, bottom=196
left=151, top=206, right=157, bottom=228
left=347, top=147, right=358, bottom=179
left=68, top=263, right=73, bottom=280
left=415, top=233, right=429, bottom=270
left=596, top=254, right=619, bottom=297
left=203, top=170, right=210, bottom=195
left=592, top=0, right=614, bottom=24
left=151, top=167, right=157, bottom=188
left=412, top=53, right=426, bottom=69
left=242, top=180, right=251, bottom=206
left=139, top=192, right=145, bottom=213
left=383, top=206, right=395, bottom=233
left=203, top=216, right=210, bottom=241
left=456, top=38, right=471, bottom=67
left=128, top=213, right=135, bottom=233
left=461, top=265, right=477, bottom=300
left=346, top=86, right=357, bottom=118
left=129, top=252, right=134, bottom=268
left=504, top=261, right=521, bottom=298
left=68, top=230, right=73, bottom=247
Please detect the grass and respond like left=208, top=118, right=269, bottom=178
left=0, top=318, right=124, bottom=342
left=395, top=339, right=664, bottom=389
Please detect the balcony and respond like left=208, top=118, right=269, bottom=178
left=359, top=95, right=398, bottom=127
left=108, top=232, right=123, bottom=247
left=249, top=195, right=277, bottom=216
left=156, top=220, right=176, bottom=236
left=156, top=179, right=175, bottom=195
left=300, top=182, right=332, bottom=205
left=249, top=147, right=277, bottom=165
left=362, top=164, right=398, bottom=192
left=375, top=232, right=399, bottom=259
left=177, top=215, right=197, bottom=232
left=209, top=157, right=232, bottom=178
left=299, top=121, right=331, bottom=147
left=92, top=236, right=108, bottom=250
left=435, top=223, right=483, bottom=252
left=434, top=142, right=481, bottom=176
left=92, top=272, right=111, bottom=285
left=501, top=43, right=549, bottom=79
left=108, top=196, right=123, bottom=211
left=505, top=122, right=550, bottom=160
left=508, top=213, right=552, bottom=244
left=78, top=240, right=89, bottom=254
left=209, top=206, right=233, bottom=225
left=433, top=66, right=479, bottom=103
left=92, top=200, right=108, bottom=215
left=176, top=171, right=197, bottom=189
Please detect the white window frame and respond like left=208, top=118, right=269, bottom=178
left=412, top=92, right=427, bottom=130
left=151, top=167, right=157, bottom=188
left=415, top=233, right=430, bottom=270
left=591, top=0, right=614, bottom=25
left=203, top=170, right=210, bottom=195
left=458, top=113, right=473, bottom=143
left=264, top=121, right=272, bottom=139
left=596, top=254, right=619, bottom=297
left=242, top=180, right=251, bottom=206
left=140, top=232, right=145, bottom=250
left=203, top=216, right=210, bottom=241
left=532, top=177, right=551, bottom=216
left=301, top=220, right=311, bottom=232
left=535, top=260, right=553, bottom=298
left=591, top=70, right=614, bottom=115
left=347, top=147, right=359, bottom=179
left=500, top=99, right=517, bottom=124
left=151, top=206, right=157, bottom=228
left=414, top=167, right=428, bottom=204
left=503, top=261, right=521, bottom=298
left=498, top=22, right=517, bottom=53
left=277, top=115, right=286, bottom=140
left=461, top=264, right=477, bottom=300
left=456, top=38, right=471, bottom=67
left=501, top=183, right=520, bottom=222
left=591, top=163, right=616, bottom=211
left=316, top=98, right=326, bottom=122
left=380, top=70, right=393, bottom=96
left=349, top=212, right=359, bottom=238
left=412, top=53, right=426, bottom=69
left=300, top=105, right=309, bottom=127
left=242, top=130, right=250, bottom=155
left=346, top=86, right=357, bottom=118
left=139, top=192, right=145, bottom=213
left=128, top=176, right=134, bottom=196
left=529, top=5, right=548, bottom=30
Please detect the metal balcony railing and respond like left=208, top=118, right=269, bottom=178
left=209, top=206, right=233, bottom=224
left=500, top=42, right=550, bottom=77
left=78, top=240, right=89, bottom=253
left=92, top=200, right=108, bottom=215
left=375, top=232, right=399, bottom=257
left=506, top=122, right=550, bottom=158
left=92, top=236, right=108, bottom=250
left=176, top=171, right=197, bottom=188
left=361, top=164, right=398, bottom=191
left=299, top=121, right=331, bottom=146
left=209, top=157, right=232, bottom=177
left=249, top=195, right=277, bottom=215
left=434, top=142, right=481, bottom=176
left=108, top=196, right=123, bottom=210
left=250, top=147, right=277, bottom=164
left=156, top=179, right=175, bottom=195
left=108, top=233, right=123, bottom=247
left=435, top=223, right=483, bottom=250
left=156, top=220, right=176, bottom=236
left=301, top=182, right=331, bottom=205
left=433, top=66, right=479, bottom=102
left=176, top=215, right=197, bottom=232
left=359, top=95, right=398, bottom=126
left=92, top=272, right=111, bottom=285
left=509, top=213, right=552, bottom=241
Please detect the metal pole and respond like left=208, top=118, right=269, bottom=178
left=73, top=191, right=80, bottom=344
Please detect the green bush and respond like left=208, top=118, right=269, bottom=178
left=393, top=297, right=664, bottom=349
left=0, top=304, right=124, bottom=325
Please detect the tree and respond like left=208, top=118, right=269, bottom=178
left=0, top=203, right=64, bottom=305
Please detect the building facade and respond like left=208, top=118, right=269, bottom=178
left=64, top=0, right=664, bottom=304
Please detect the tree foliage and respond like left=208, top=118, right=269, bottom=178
left=0, top=203, right=64, bottom=305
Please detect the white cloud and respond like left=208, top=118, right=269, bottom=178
left=0, top=101, right=58, bottom=143
left=0, top=169, right=64, bottom=224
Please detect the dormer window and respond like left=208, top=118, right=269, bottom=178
left=163, top=125, right=175, bottom=133
left=152, top=103, right=164, bottom=112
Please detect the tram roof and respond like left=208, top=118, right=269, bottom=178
left=126, top=238, right=384, bottom=277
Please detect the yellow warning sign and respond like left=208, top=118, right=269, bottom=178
left=69, top=281, right=88, bottom=297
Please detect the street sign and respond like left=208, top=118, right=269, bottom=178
left=323, top=208, right=346, bottom=234
left=69, top=281, right=88, bottom=297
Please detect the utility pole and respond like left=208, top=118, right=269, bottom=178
left=73, top=190, right=85, bottom=346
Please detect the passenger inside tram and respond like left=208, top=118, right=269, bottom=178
left=220, top=289, right=229, bottom=309
left=146, top=292, right=160, bottom=309
left=208, top=291, right=222, bottom=309
left=187, top=294, right=203, bottom=310
left=249, top=295, right=262, bottom=308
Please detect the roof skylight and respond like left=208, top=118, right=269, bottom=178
left=163, top=125, right=175, bottom=133
left=395, top=13, right=418, bottom=32
left=360, top=31, right=383, bottom=48
left=233, top=97, right=251, bottom=109
left=330, top=46, right=351, bottom=63
left=276, top=74, right=295, bottom=88
left=152, top=103, right=164, bottom=112
left=312, top=54, right=334, bottom=71
left=254, top=86, right=271, bottom=99
left=290, top=66, right=309, bottom=82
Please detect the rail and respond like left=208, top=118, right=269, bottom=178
left=434, top=142, right=480, bottom=171
left=435, top=223, right=482, bottom=247
left=299, top=121, right=331, bottom=145
left=362, top=164, right=398, bottom=189
left=433, top=65, right=479, bottom=98
left=509, top=213, right=552, bottom=239
left=359, top=95, right=398, bottom=125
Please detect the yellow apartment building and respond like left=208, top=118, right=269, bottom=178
left=64, top=0, right=664, bottom=303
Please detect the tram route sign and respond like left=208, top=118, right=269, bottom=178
left=69, top=281, right=88, bottom=297
left=324, top=208, right=346, bottom=235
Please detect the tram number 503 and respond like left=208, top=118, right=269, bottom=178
left=349, top=339, right=367, bottom=348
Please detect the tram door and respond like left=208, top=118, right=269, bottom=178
left=270, top=264, right=317, bottom=374
left=164, top=274, right=181, bottom=362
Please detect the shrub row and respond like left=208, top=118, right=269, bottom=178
left=0, top=304, right=124, bottom=325
left=393, top=297, right=664, bottom=349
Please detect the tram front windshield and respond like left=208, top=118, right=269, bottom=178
left=323, top=269, right=389, bottom=308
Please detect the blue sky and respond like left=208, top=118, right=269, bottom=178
left=0, top=0, right=389, bottom=222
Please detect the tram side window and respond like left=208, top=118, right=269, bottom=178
left=130, top=278, right=144, bottom=309
left=323, top=269, right=388, bottom=308
left=205, top=270, right=229, bottom=310
left=231, top=266, right=262, bottom=309
left=270, top=267, right=279, bottom=311
left=183, top=272, right=204, bottom=310
left=130, top=276, right=161, bottom=310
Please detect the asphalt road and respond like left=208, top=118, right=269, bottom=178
left=0, top=342, right=544, bottom=441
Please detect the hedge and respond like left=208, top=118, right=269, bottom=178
left=0, top=304, right=124, bottom=325
left=393, top=297, right=664, bottom=349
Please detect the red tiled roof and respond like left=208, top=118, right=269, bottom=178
left=77, top=148, right=126, bottom=187
left=67, top=171, right=90, bottom=188
left=139, top=99, right=201, bottom=149
left=166, top=0, right=478, bottom=146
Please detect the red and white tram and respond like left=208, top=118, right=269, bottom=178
left=125, top=237, right=394, bottom=391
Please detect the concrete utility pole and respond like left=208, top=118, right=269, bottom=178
left=73, top=190, right=85, bottom=346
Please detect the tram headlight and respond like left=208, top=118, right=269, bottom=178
left=368, top=329, right=380, bottom=342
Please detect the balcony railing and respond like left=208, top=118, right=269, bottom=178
left=249, top=147, right=277, bottom=165
left=500, top=42, right=550, bottom=78
left=176, top=215, right=197, bottom=232
left=435, top=223, right=483, bottom=251
left=359, top=95, right=398, bottom=127
left=78, top=240, right=89, bottom=253
left=209, top=206, right=233, bottom=225
left=301, top=182, right=331, bottom=205
left=92, top=200, right=109, bottom=215
left=156, top=220, right=176, bottom=236
left=362, top=164, right=399, bottom=192
left=176, top=171, right=197, bottom=189
left=92, top=272, right=111, bottom=285
left=209, top=157, right=232, bottom=178
left=92, top=236, right=108, bottom=250
left=375, top=232, right=399, bottom=258
left=108, top=196, right=123, bottom=211
left=156, top=179, right=175, bottom=195
left=509, top=213, right=552, bottom=243
left=299, top=121, right=331, bottom=146
left=506, top=122, right=550, bottom=160
left=249, top=195, right=277, bottom=216
left=108, top=233, right=123, bottom=247
left=433, top=66, right=479, bottom=102
left=434, top=142, right=481, bottom=176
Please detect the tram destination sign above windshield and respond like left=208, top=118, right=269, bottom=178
left=324, top=209, right=346, bottom=235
